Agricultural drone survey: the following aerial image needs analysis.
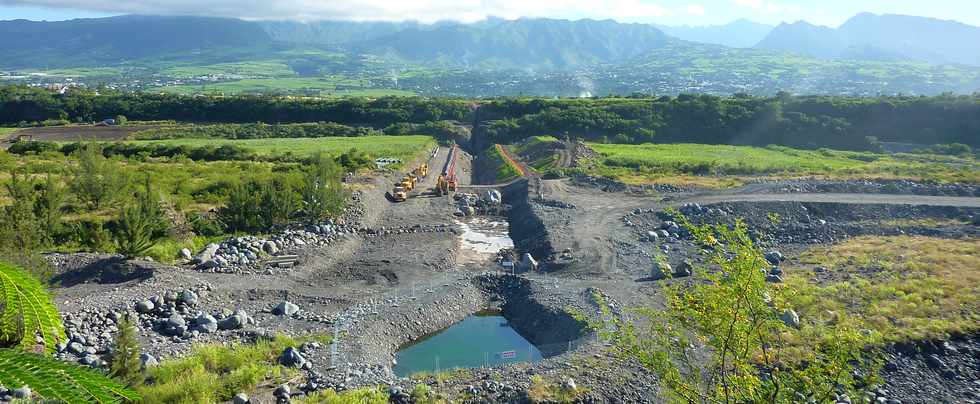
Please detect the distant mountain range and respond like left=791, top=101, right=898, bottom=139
left=2, top=12, right=978, bottom=70
left=655, top=19, right=773, bottom=48
left=1, top=13, right=979, bottom=97
left=0, top=15, right=271, bottom=69
left=756, top=13, right=980, bottom=66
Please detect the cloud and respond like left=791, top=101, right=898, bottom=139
left=685, top=4, right=706, bottom=16
left=2, top=0, right=676, bottom=22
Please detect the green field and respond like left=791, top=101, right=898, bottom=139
left=129, top=135, right=435, bottom=161
left=586, top=143, right=979, bottom=187
left=0, top=127, right=19, bottom=137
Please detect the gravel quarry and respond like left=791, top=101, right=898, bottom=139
left=42, top=143, right=980, bottom=404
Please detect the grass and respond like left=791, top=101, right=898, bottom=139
left=138, top=334, right=330, bottom=404
left=511, top=136, right=560, bottom=172
left=126, top=136, right=436, bottom=162
left=487, top=144, right=522, bottom=182
left=297, top=388, right=390, bottom=403
left=526, top=375, right=584, bottom=404
left=778, top=236, right=980, bottom=345
left=586, top=143, right=980, bottom=187
left=0, top=127, right=19, bottom=137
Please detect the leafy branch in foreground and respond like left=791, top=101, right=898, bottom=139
left=0, top=261, right=139, bottom=403
left=0, top=261, right=64, bottom=352
left=613, top=208, right=878, bottom=403
left=0, top=348, right=140, bottom=403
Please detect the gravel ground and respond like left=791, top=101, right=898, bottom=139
left=45, top=153, right=980, bottom=403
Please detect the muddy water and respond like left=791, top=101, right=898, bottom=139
left=455, top=217, right=514, bottom=265
left=392, top=312, right=543, bottom=376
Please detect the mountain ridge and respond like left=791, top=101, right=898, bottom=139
left=755, top=13, right=980, bottom=66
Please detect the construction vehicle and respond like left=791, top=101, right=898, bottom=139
left=391, top=185, right=408, bottom=202
left=413, top=163, right=429, bottom=179
left=435, top=175, right=449, bottom=196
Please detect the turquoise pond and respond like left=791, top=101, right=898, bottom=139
left=393, top=313, right=544, bottom=376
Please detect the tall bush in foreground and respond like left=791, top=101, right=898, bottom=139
left=303, top=153, right=348, bottom=221
left=614, top=210, right=877, bottom=403
left=0, top=261, right=138, bottom=402
left=109, top=314, right=144, bottom=387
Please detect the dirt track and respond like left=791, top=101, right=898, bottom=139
left=6, top=125, right=157, bottom=142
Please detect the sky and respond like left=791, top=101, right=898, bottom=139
left=0, top=0, right=977, bottom=27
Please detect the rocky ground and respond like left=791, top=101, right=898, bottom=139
left=37, top=143, right=980, bottom=404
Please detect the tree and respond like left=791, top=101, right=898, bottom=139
left=0, top=261, right=139, bottom=403
left=33, top=174, right=66, bottom=246
left=612, top=209, right=877, bottom=403
left=70, top=143, right=129, bottom=210
left=302, top=153, right=349, bottom=221
left=114, top=115, right=127, bottom=125
left=218, top=179, right=265, bottom=233
left=0, top=170, right=41, bottom=253
left=113, top=176, right=165, bottom=258
left=109, top=315, right=144, bottom=387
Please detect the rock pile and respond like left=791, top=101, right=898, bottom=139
left=453, top=191, right=504, bottom=216
left=192, top=220, right=356, bottom=274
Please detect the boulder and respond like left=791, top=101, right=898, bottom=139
left=279, top=347, right=306, bottom=368
left=781, top=309, right=800, bottom=328
left=136, top=300, right=155, bottom=314
left=193, top=243, right=220, bottom=264
left=562, top=378, right=577, bottom=392
left=233, top=393, right=250, bottom=404
left=193, top=313, right=218, bottom=334
left=674, top=260, right=693, bottom=277
left=179, top=248, right=193, bottom=261
left=272, top=301, right=300, bottom=316
left=274, top=384, right=291, bottom=400
left=218, top=312, right=248, bottom=330
left=179, top=290, right=199, bottom=306
left=764, top=250, right=784, bottom=265
left=139, top=353, right=158, bottom=369
left=68, top=342, right=86, bottom=355
left=766, top=274, right=783, bottom=283
left=650, top=262, right=670, bottom=280
left=12, top=386, right=30, bottom=399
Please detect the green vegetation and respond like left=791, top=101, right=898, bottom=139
left=109, top=315, right=144, bottom=387
left=0, top=133, right=411, bottom=261
left=485, top=145, right=522, bottom=182
left=0, top=127, right=18, bottom=137
left=527, top=375, right=582, bottom=404
left=511, top=136, right=560, bottom=172
left=133, top=122, right=382, bottom=140
left=782, top=236, right=980, bottom=343
left=129, top=136, right=435, bottom=162
left=297, top=387, right=389, bottom=403
left=0, top=262, right=139, bottom=402
left=138, top=335, right=328, bottom=404
left=585, top=143, right=979, bottom=187
left=614, top=211, right=877, bottom=403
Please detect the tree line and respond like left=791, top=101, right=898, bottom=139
left=479, top=93, right=980, bottom=150
left=2, top=85, right=978, bottom=151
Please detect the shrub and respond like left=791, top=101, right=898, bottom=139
left=70, top=143, right=130, bottom=210
left=109, top=315, right=144, bottom=387
left=613, top=209, right=879, bottom=403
